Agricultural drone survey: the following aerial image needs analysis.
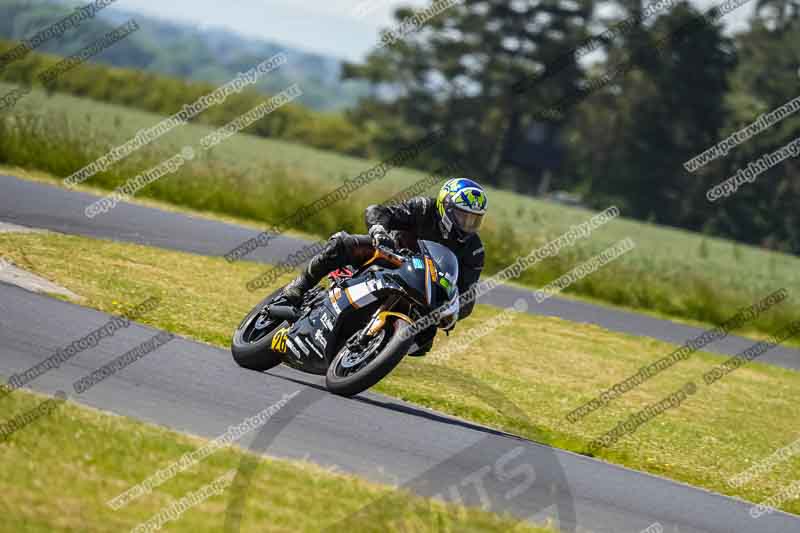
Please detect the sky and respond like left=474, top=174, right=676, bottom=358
left=114, top=0, right=428, bottom=61
left=113, top=0, right=756, bottom=62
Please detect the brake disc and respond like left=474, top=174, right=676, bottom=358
left=340, top=330, right=386, bottom=369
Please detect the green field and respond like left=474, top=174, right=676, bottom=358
left=1, top=81, right=799, bottom=340
left=0, top=386, right=553, bottom=532
left=2, top=230, right=798, bottom=516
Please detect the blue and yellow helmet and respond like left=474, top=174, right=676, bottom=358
left=436, top=178, right=488, bottom=241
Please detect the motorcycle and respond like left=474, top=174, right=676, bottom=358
left=231, top=240, right=460, bottom=396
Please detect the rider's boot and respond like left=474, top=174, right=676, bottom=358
left=280, top=256, right=330, bottom=306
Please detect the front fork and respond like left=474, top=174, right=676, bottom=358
left=357, top=296, right=413, bottom=345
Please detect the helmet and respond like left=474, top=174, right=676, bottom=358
left=436, top=178, right=488, bottom=242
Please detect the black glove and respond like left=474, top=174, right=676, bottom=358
left=369, top=224, right=395, bottom=249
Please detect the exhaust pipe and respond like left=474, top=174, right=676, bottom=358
left=267, top=305, right=299, bottom=321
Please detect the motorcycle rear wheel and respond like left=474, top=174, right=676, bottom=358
left=231, top=288, right=285, bottom=371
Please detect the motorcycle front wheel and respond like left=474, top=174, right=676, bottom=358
left=325, top=317, right=414, bottom=397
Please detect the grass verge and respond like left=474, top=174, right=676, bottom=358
left=0, top=387, right=553, bottom=532
left=1, top=231, right=798, bottom=517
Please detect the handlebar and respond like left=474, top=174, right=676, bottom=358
left=374, top=245, right=406, bottom=266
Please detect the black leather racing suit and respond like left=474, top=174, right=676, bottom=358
left=364, top=197, right=485, bottom=319
left=302, top=196, right=485, bottom=355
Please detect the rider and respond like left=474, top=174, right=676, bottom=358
left=281, top=178, right=488, bottom=354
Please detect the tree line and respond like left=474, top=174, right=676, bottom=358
left=343, top=0, right=800, bottom=254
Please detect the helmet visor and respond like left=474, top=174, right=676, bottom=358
left=452, top=209, right=484, bottom=234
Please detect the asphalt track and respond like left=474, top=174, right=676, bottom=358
left=1, top=175, right=798, bottom=371
left=3, top=283, right=799, bottom=533
left=1, top=174, right=799, bottom=532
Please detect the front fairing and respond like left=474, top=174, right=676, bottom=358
left=279, top=271, right=407, bottom=374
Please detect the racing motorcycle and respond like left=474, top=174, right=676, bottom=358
left=231, top=240, right=460, bottom=397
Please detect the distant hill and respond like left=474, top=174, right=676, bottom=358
left=0, top=0, right=368, bottom=111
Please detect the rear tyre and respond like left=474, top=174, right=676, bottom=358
left=325, top=319, right=414, bottom=397
left=231, top=288, right=285, bottom=371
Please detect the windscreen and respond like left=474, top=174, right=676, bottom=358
left=420, top=240, right=459, bottom=298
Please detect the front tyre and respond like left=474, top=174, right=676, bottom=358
left=325, top=318, right=414, bottom=397
left=231, top=288, right=284, bottom=371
